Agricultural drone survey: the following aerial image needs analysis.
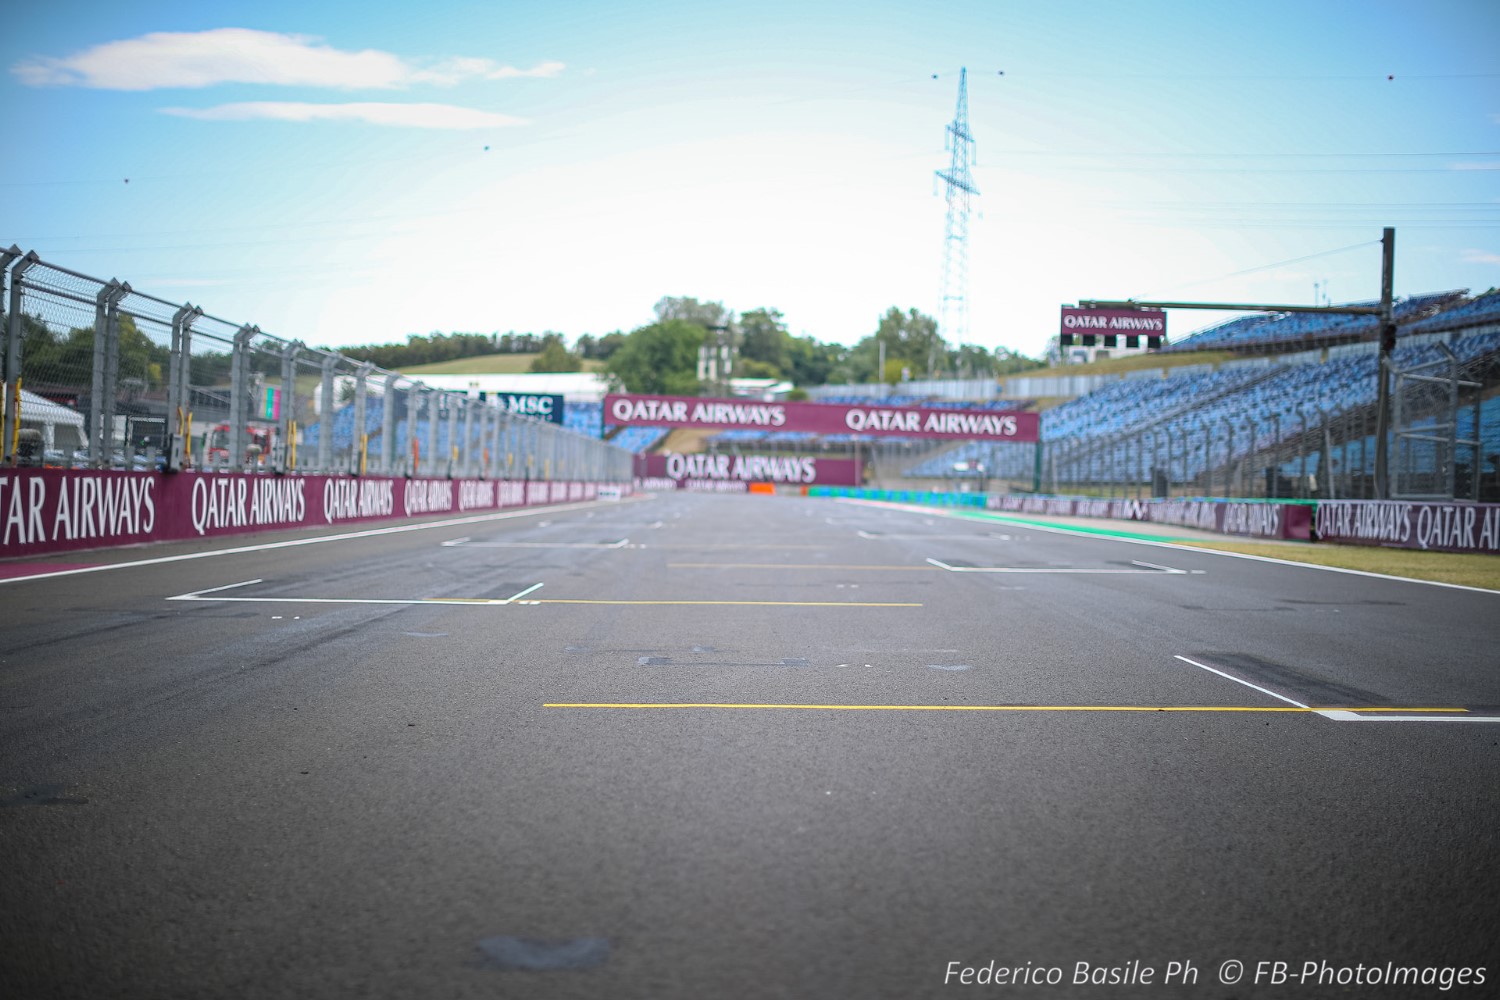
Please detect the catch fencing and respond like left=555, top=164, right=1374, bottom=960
left=943, top=349, right=1498, bottom=503
left=1, top=247, right=633, bottom=483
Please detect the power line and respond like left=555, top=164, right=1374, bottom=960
left=1144, top=240, right=1378, bottom=297
left=984, top=149, right=1500, bottom=158
left=975, top=164, right=1497, bottom=175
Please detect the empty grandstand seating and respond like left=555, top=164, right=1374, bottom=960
left=1404, top=289, right=1500, bottom=335
left=609, top=426, right=669, bottom=453
left=300, top=397, right=385, bottom=451
left=1164, top=290, right=1468, bottom=353
left=564, top=401, right=603, bottom=437
left=1034, top=329, right=1500, bottom=487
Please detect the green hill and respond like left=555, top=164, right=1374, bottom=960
left=399, top=353, right=606, bottom=375
left=999, top=349, right=1239, bottom=385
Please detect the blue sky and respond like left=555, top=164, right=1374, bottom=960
left=5, top=0, right=1498, bottom=360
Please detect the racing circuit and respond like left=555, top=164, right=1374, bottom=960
left=3, top=489, right=1497, bottom=998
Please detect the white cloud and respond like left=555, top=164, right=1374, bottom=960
left=1450, top=161, right=1500, bottom=171
left=160, top=102, right=529, bottom=130
left=485, top=60, right=566, bottom=80
left=1461, top=248, right=1500, bottom=267
left=13, top=28, right=562, bottom=91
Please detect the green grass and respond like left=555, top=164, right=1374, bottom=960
left=1179, top=539, right=1500, bottom=591
left=400, top=353, right=605, bottom=375
left=947, top=503, right=1500, bottom=591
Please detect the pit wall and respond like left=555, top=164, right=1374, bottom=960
left=807, top=487, right=1500, bottom=556
left=0, top=469, right=632, bottom=559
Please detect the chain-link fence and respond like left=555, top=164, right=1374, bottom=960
left=880, top=335, right=1499, bottom=502
left=1390, top=345, right=1490, bottom=500
left=1, top=247, right=633, bottom=482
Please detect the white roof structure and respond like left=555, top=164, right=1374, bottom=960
left=400, top=372, right=612, bottom=401
left=19, top=388, right=85, bottom=428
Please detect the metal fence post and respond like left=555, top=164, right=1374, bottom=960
left=462, top=395, right=475, bottom=478
left=424, top=389, right=439, bottom=479
left=445, top=393, right=459, bottom=478
left=4, top=251, right=40, bottom=465
left=317, top=353, right=338, bottom=474
left=380, top=375, right=399, bottom=475
left=166, top=303, right=202, bottom=472
left=88, top=281, right=124, bottom=466
left=1269, top=412, right=1283, bottom=497
left=279, top=342, right=301, bottom=473
left=353, top=363, right=371, bottom=475
left=1220, top=419, right=1234, bottom=498
left=228, top=326, right=255, bottom=471
left=502, top=405, right=512, bottom=480
left=100, top=283, right=129, bottom=469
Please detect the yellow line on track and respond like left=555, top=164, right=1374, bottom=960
left=543, top=703, right=1468, bottom=713
left=532, top=600, right=924, bottom=607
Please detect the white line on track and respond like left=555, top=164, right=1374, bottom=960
left=168, top=578, right=264, bottom=598
left=1174, top=654, right=1311, bottom=709
left=166, top=577, right=546, bottom=606
left=1313, top=711, right=1500, bottom=723
left=1174, top=653, right=1500, bottom=723
left=169, top=593, right=518, bottom=607
left=442, top=538, right=629, bottom=549
left=925, top=557, right=1190, bottom=574
left=503, top=582, right=545, bottom=603
left=1129, top=559, right=1202, bottom=575
left=840, top=498, right=1500, bottom=595
left=0, top=496, right=645, bottom=586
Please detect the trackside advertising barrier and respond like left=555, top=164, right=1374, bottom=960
left=0, top=469, right=629, bottom=558
left=813, top=488, right=1500, bottom=552
left=1315, top=499, right=1500, bottom=555
left=605, top=393, right=1038, bottom=442
left=634, top=453, right=862, bottom=491
left=809, top=487, right=1314, bottom=541
left=986, top=495, right=1313, bottom=541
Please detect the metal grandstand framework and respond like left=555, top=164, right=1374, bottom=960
left=1390, top=344, right=1485, bottom=501
left=1081, top=228, right=1400, bottom=497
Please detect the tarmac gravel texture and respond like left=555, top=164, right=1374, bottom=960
left=2, top=491, right=1497, bottom=999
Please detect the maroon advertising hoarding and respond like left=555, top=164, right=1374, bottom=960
left=0, top=468, right=621, bottom=559
left=604, top=394, right=1038, bottom=442
left=635, top=453, right=861, bottom=489
left=1059, top=307, right=1166, bottom=337
left=1314, top=500, right=1500, bottom=555
left=986, top=494, right=1313, bottom=541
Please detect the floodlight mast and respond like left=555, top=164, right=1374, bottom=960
left=1077, top=227, right=1397, bottom=498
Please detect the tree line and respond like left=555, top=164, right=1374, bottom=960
left=333, top=330, right=627, bottom=372
left=335, top=295, right=1043, bottom=394
left=599, top=297, right=1042, bottom=395
left=14, top=295, right=1044, bottom=401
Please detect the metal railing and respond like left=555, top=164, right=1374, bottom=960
left=1, top=246, right=633, bottom=482
left=898, top=346, right=1498, bottom=502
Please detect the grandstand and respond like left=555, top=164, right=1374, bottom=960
left=293, top=288, right=1500, bottom=500
left=1404, top=289, right=1500, bottom=336
left=911, top=288, right=1500, bottom=502
left=300, top=397, right=385, bottom=454
left=1162, top=290, right=1468, bottom=354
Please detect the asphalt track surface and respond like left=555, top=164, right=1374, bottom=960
left=2, top=491, right=1498, bottom=999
